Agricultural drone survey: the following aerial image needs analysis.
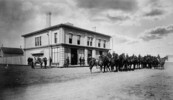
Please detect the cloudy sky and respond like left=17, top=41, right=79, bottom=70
left=0, top=0, right=173, bottom=56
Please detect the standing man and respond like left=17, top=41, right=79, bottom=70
left=79, top=57, right=82, bottom=66
left=31, top=57, right=35, bottom=69
left=82, top=57, right=85, bottom=66
left=66, top=56, right=69, bottom=67
left=49, top=57, right=52, bottom=67
left=43, top=57, right=47, bottom=69
left=27, top=57, right=30, bottom=65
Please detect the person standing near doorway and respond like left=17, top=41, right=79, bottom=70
left=79, top=57, right=82, bottom=66
left=82, top=57, right=85, bottom=66
left=49, top=57, right=52, bottom=67
left=43, top=57, right=47, bottom=69
left=66, top=56, right=69, bottom=67
left=31, top=57, right=35, bottom=69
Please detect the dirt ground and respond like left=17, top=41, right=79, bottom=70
left=0, top=63, right=173, bottom=100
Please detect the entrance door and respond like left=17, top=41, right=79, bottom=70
left=71, top=48, right=78, bottom=65
left=99, top=51, right=103, bottom=55
left=87, top=50, right=92, bottom=64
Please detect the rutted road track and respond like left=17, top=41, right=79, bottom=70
left=1, top=63, right=173, bottom=100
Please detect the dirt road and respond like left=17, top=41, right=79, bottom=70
left=1, top=63, right=173, bottom=100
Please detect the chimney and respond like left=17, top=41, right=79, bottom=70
left=92, top=27, right=96, bottom=32
left=46, top=12, right=51, bottom=27
left=65, top=22, right=73, bottom=26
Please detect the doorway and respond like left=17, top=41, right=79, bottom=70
left=87, top=50, right=92, bottom=64
left=71, top=48, right=78, bottom=65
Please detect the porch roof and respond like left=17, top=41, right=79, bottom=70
left=24, top=43, right=111, bottom=51
left=0, top=47, right=24, bottom=56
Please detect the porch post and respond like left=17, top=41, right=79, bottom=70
left=84, top=48, right=88, bottom=66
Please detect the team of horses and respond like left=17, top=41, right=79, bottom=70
left=89, top=52, right=168, bottom=73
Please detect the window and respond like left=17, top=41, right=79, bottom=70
left=87, top=37, right=93, bottom=46
left=39, top=36, right=41, bottom=46
left=90, top=38, right=93, bottom=46
left=103, top=40, right=106, bottom=48
left=69, top=33, right=73, bottom=44
left=52, top=47, right=59, bottom=63
left=54, top=33, right=57, bottom=43
left=35, top=36, right=42, bottom=46
left=77, top=35, right=81, bottom=45
left=98, top=39, right=101, bottom=47
left=35, top=37, right=37, bottom=46
left=99, top=51, right=103, bottom=55
left=87, top=37, right=90, bottom=46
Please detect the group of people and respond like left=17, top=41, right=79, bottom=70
left=89, top=52, right=168, bottom=73
left=64, top=57, right=85, bottom=67
left=79, top=57, right=85, bottom=66
left=27, top=57, right=52, bottom=69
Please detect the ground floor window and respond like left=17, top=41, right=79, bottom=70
left=87, top=50, right=92, bottom=64
left=78, top=49, right=84, bottom=58
left=52, top=47, right=59, bottom=63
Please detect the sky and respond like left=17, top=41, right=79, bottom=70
left=0, top=0, right=173, bottom=57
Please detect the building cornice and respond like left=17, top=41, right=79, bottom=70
left=22, top=24, right=111, bottom=38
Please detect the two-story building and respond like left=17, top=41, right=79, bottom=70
left=22, top=23, right=111, bottom=67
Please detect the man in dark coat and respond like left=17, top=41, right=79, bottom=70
left=82, top=57, right=85, bottom=65
left=66, top=57, right=69, bottom=67
left=49, top=57, right=52, bottom=67
left=27, top=57, right=30, bottom=65
left=31, top=57, right=35, bottom=69
left=79, top=57, right=82, bottom=66
left=43, top=57, right=47, bottom=69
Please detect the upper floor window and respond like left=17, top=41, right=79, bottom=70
left=77, top=35, right=81, bottom=45
left=35, top=36, right=41, bottom=46
left=103, top=40, right=106, bottom=48
left=54, top=33, right=57, bottom=43
left=87, top=37, right=90, bottom=46
left=98, top=39, right=101, bottom=47
left=87, top=37, right=93, bottom=46
left=90, top=37, right=93, bottom=46
left=69, top=33, right=73, bottom=44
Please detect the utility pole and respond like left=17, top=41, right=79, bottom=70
left=92, top=27, right=96, bottom=32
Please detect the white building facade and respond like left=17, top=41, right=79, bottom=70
left=22, top=24, right=111, bottom=67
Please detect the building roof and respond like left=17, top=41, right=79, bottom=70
left=22, top=23, right=111, bottom=38
left=1, top=47, right=24, bottom=55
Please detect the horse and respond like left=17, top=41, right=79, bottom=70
left=110, top=53, right=119, bottom=72
left=97, top=56, right=104, bottom=72
left=89, top=58, right=97, bottom=73
left=103, top=55, right=111, bottom=72
left=158, top=56, right=168, bottom=69
left=149, top=56, right=159, bottom=69
left=123, top=54, right=129, bottom=71
left=137, top=55, right=142, bottom=69
left=34, top=57, right=43, bottom=68
left=118, top=53, right=126, bottom=71
left=89, top=55, right=111, bottom=73
left=97, top=55, right=110, bottom=72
